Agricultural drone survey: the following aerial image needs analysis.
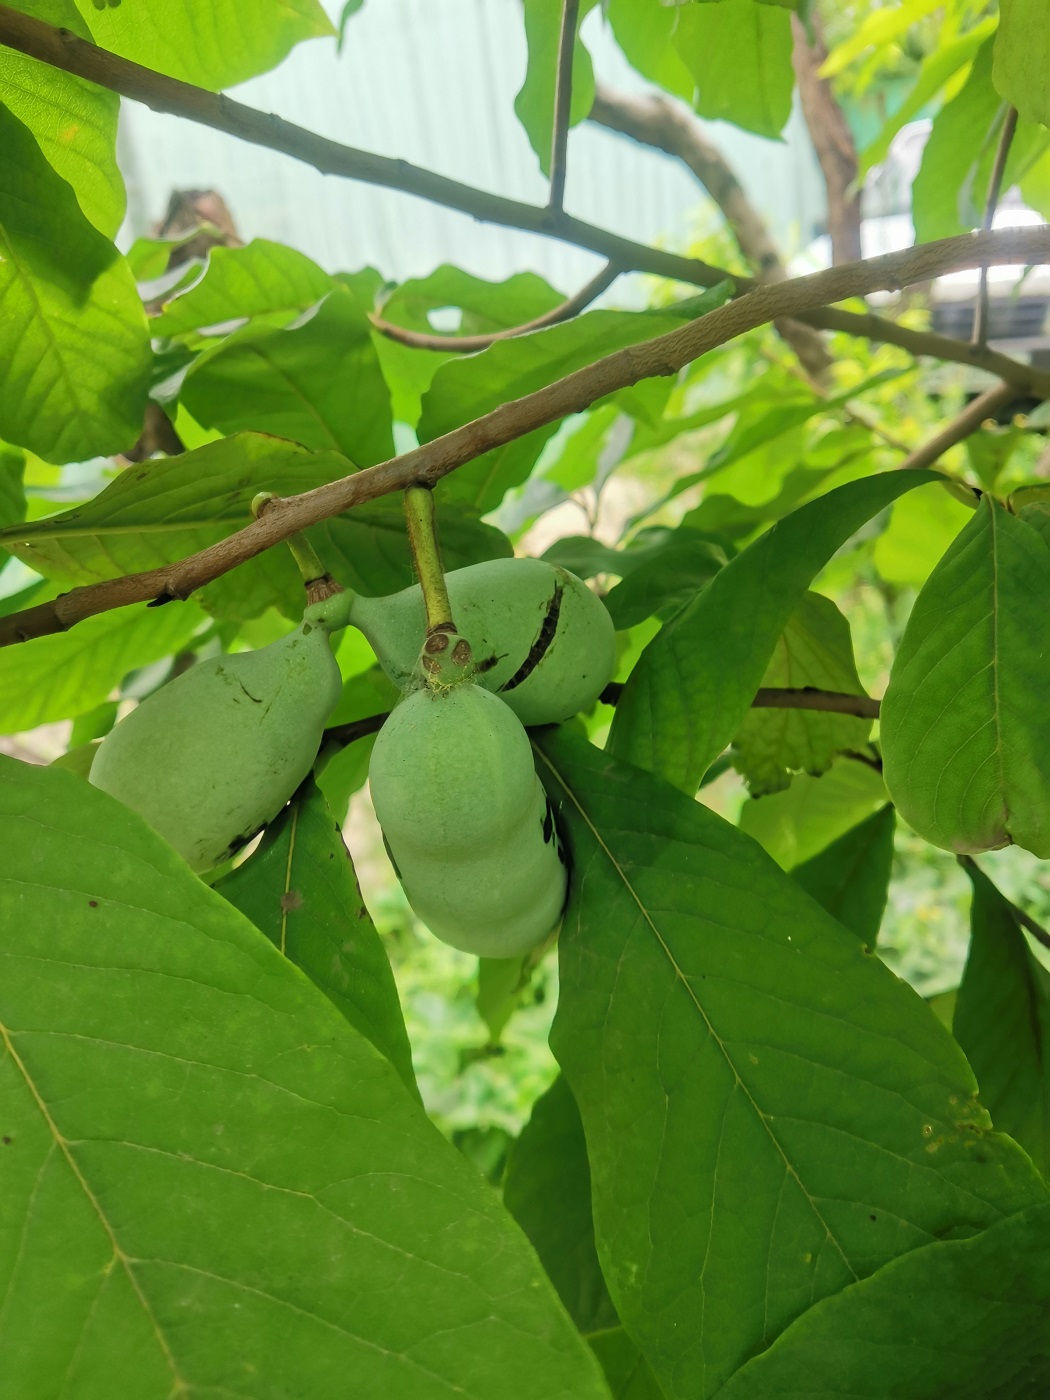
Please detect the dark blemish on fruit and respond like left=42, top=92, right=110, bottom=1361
left=500, top=584, right=563, bottom=693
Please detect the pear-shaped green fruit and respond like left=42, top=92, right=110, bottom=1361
left=369, top=679, right=567, bottom=958
left=349, top=558, right=615, bottom=725
left=90, top=596, right=347, bottom=872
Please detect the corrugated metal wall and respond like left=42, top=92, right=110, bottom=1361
left=118, top=0, right=827, bottom=296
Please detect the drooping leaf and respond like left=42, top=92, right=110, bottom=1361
left=216, top=778, right=417, bottom=1097
left=881, top=497, right=1050, bottom=858
left=504, top=1075, right=619, bottom=1335
left=672, top=0, right=795, bottom=139
left=955, top=865, right=1050, bottom=1177
left=78, top=0, right=336, bottom=89
left=994, top=0, right=1050, bottom=128
left=604, top=0, right=694, bottom=99
left=738, top=758, right=888, bottom=871
left=608, top=471, right=938, bottom=794
left=0, top=758, right=610, bottom=1399
left=732, top=592, right=872, bottom=795
left=151, top=240, right=334, bottom=337
left=536, top=727, right=1045, bottom=1399
left=1, top=0, right=123, bottom=235
left=181, top=287, right=395, bottom=467
left=515, top=0, right=599, bottom=175
left=0, top=103, right=149, bottom=463
left=790, top=804, right=896, bottom=945
left=716, top=1202, right=1050, bottom=1398
left=0, top=600, right=204, bottom=732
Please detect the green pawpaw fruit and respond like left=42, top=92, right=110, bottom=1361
left=349, top=558, right=615, bottom=725
left=90, top=595, right=347, bottom=872
left=369, top=679, right=568, bottom=958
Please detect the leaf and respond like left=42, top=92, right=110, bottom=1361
left=0, top=103, right=150, bottom=463
left=152, top=239, right=334, bottom=337
left=216, top=778, right=417, bottom=1098
left=672, top=0, right=795, bottom=139
left=733, top=592, right=872, bottom=795
left=604, top=0, right=694, bottom=99
left=515, top=0, right=599, bottom=175
left=78, top=0, right=336, bottom=89
left=994, top=0, right=1050, bottom=128
left=589, top=1330, right=667, bottom=1400
left=0, top=758, right=610, bottom=1399
left=881, top=497, right=1050, bottom=858
left=716, top=1202, right=1050, bottom=1398
left=476, top=955, right=530, bottom=1044
left=738, top=758, right=888, bottom=871
left=954, top=865, right=1050, bottom=1177
left=0, top=599, right=204, bottom=731
left=419, top=293, right=731, bottom=515
left=503, top=1075, right=619, bottom=1335
left=181, top=287, right=395, bottom=467
left=872, top=480, right=973, bottom=587
left=602, top=535, right=725, bottom=630
left=0, top=448, right=27, bottom=533
left=608, top=471, right=938, bottom=795
left=535, top=727, right=1045, bottom=1399
left=791, top=804, right=896, bottom=946
left=1, top=0, right=123, bottom=236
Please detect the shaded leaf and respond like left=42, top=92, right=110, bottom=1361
left=0, top=103, right=149, bottom=463
left=881, top=497, right=1050, bottom=858
left=994, top=0, right=1050, bottom=128
left=602, top=535, right=725, bottom=630
left=216, top=778, right=417, bottom=1097
left=536, top=727, right=1044, bottom=1399
left=733, top=592, right=872, bottom=795
left=0, top=599, right=204, bottom=731
left=503, top=1075, right=619, bottom=1335
left=718, top=1202, right=1050, bottom=1398
left=589, top=1329, right=667, bottom=1400
left=0, top=758, right=609, bottom=1399
left=608, top=471, right=937, bottom=794
left=791, top=804, right=896, bottom=946
left=955, top=865, right=1050, bottom=1177
left=738, top=758, right=887, bottom=871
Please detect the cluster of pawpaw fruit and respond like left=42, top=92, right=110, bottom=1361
left=89, top=557, right=615, bottom=955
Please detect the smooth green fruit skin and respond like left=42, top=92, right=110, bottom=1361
left=90, top=616, right=343, bottom=873
left=349, top=558, right=616, bottom=725
left=369, top=682, right=567, bottom=958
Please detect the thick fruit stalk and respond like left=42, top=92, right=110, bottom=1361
left=350, top=557, right=616, bottom=725
left=90, top=595, right=349, bottom=872
left=369, top=678, right=568, bottom=958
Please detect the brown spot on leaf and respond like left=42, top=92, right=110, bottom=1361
left=280, top=890, right=303, bottom=914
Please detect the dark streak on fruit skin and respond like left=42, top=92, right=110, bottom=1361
left=500, top=584, right=563, bottom=694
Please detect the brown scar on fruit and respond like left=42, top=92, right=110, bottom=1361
left=500, top=584, right=563, bottom=693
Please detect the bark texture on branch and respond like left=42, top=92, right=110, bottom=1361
left=791, top=13, right=863, bottom=266
left=3, top=226, right=1049, bottom=649
left=590, top=83, right=832, bottom=381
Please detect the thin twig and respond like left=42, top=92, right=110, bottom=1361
left=2, top=227, right=1049, bottom=648
left=958, top=854, right=1050, bottom=953
left=898, top=380, right=1017, bottom=471
left=601, top=682, right=880, bottom=719
left=973, top=106, right=1019, bottom=348
left=0, top=4, right=733, bottom=293
left=548, top=0, right=579, bottom=213
left=369, top=260, right=619, bottom=353
left=323, top=713, right=387, bottom=747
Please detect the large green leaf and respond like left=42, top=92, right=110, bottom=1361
left=1, top=0, right=123, bottom=236
left=604, top=0, right=694, bottom=98
left=536, top=728, right=1044, bottom=1399
left=515, top=0, right=599, bottom=175
left=0, top=104, right=149, bottom=464
left=181, top=288, right=395, bottom=467
left=608, top=472, right=938, bottom=794
left=955, top=866, right=1050, bottom=1177
left=418, top=292, right=730, bottom=515
left=77, top=0, right=335, bottom=89
left=790, top=804, right=896, bottom=946
left=717, top=1202, right=1050, bottom=1397
left=589, top=1330, right=668, bottom=1400
left=994, top=0, right=1050, bottom=128
left=672, top=0, right=795, bottom=138
left=216, top=778, right=417, bottom=1097
left=738, top=758, right=888, bottom=871
left=504, top=1074, right=619, bottom=1335
left=0, top=758, right=610, bottom=1399
left=732, top=592, right=872, bottom=796
left=0, top=599, right=204, bottom=732
left=152, top=240, right=334, bottom=338
left=881, top=497, right=1050, bottom=858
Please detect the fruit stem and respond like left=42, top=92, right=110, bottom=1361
left=251, top=492, right=335, bottom=601
left=404, top=485, right=454, bottom=633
